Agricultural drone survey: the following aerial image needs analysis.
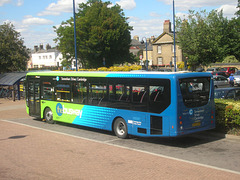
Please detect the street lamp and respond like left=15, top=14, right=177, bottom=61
left=173, top=0, right=176, bottom=72
left=73, top=0, right=78, bottom=71
left=141, top=37, right=148, bottom=71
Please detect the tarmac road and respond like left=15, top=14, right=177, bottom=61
left=0, top=99, right=240, bottom=180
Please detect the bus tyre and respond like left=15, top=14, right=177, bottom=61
left=44, top=108, right=54, bottom=124
left=114, top=118, right=128, bottom=139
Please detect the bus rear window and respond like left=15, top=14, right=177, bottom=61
left=179, top=77, right=210, bottom=108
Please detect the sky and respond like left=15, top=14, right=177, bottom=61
left=0, top=0, right=238, bottom=49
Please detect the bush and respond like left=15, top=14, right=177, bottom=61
left=222, top=55, right=239, bottom=63
left=215, top=99, right=240, bottom=135
left=78, top=65, right=142, bottom=71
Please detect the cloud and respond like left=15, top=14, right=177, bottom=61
left=129, top=16, right=164, bottom=39
left=150, top=12, right=161, bottom=17
left=0, top=0, right=11, bottom=6
left=20, top=29, right=57, bottom=48
left=38, top=0, right=87, bottom=16
left=158, top=0, right=236, bottom=11
left=22, top=15, right=53, bottom=25
left=16, top=0, right=23, bottom=6
left=0, top=0, right=23, bottom=6
left=116, top=0, right=136, bottom=10
left=217, top=4, right=238, bottom=19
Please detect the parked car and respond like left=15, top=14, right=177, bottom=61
left=196, top=67, right=204, bottom=72
left=213, top=75, right=230, bottom=88
left=156, top=68, right=172, bottom=72
left=214, top=87, right=240, bottom=100
left=212, top=71, right=229, bottom=78
left=206, top=67, right=221, bottom=73
left=233, top=70, right=240, bottom=86
left=219, top=67, right=238, bottom=77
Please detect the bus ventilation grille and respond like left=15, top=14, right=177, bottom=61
left=150, top=116, right=162, bottom=135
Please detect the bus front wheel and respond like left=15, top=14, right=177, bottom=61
left=113, top=118, right=128, bottom=139
left=44, top=108, right=54, bottom=124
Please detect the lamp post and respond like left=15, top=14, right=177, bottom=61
left=173, top=0, right=176, bottom=72
left=141, top=37, right=148, bottom=71
left=73, top=0, right=78, bottom=71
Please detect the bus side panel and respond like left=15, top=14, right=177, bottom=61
left=41, top=100, right=121, bottom=131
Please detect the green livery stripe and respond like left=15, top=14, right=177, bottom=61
left=27, top=71, right=109, bottom=77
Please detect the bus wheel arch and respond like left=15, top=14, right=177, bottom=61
left=44, top=107, right=55, bottom=124
left=113, top=117, right=128, bottom=139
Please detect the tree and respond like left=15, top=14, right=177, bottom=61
left=227, top=15, right=240, bottom=61
left=54, top=0, right=133, bottom=68
left=235, top=0, right=240, bottom=17
left=0, top=23, right=29, bottom=72
left=176, top=10, right=230, bottom=69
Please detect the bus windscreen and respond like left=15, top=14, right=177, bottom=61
left=179, top=77, right=210, bottom=108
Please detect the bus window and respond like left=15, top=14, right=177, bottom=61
left=42, top=81, right=53, bottom=100
left=179, top=77, right=210, bottom=108
left=118, top=85, right=130, bottom=102
left=132, top=86, right=147, bottom=103
left=56, top=83, right=71, bottom=102
left=89, top=83, right=107, bottom=105
left=72, top=82, right=87, bottom=104
left=132, top=85, right=147, bottom=112
left=149, top=79, right=171, bottom=113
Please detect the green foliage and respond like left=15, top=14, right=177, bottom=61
left=0, top=23, right=29, bottom=72
left=176, top=10, right=239, bottom=69
left=226, top=17, right=240, bottom=60
left=215, top=99, right=240, bottom=135
left=222, top=55, right=239, bottom=63
left=54, top=0, right=133, bottom=69
left=79, top=64, right=142, bottom=71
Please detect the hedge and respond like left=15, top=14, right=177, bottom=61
left=215, top=99, right=240, bottom=135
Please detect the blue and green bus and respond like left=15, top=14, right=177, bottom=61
left=25, top=71, right=215, bottom=138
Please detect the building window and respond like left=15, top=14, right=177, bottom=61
left=39, top=56, right=41, bottom=60
left=49, top=55, right=52, bottom=59
left=158, top=57, right=163, bottom=65
left=158, top=46, right=162, bottom=54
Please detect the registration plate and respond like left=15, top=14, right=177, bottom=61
left=192, top=122, right=201, bottom=127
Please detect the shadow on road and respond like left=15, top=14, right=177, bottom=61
left=133, top=131, right=225, bottom=148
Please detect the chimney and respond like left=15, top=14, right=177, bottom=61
left=150, top=36, right=155, bottom=43
left=34, top=45, right=38, bottom=52
left=39, top=44, right=44, bottom=50
left=163, top=20, right=171, bottom=33
left=46, top=44, right=51, bottom=50
left=133, top=35, right=139, bottom=41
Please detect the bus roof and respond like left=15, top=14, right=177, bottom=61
left=26, top=71, right=212, bottom=79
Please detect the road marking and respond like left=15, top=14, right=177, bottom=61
left=1, top=119, right=240, bottom=175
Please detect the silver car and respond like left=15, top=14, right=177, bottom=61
left=213, top=75, right=230, bottom=88
left=233, top=71, right=240, bottom=86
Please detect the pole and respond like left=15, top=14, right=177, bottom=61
left=73, top=0, right=78, bottom=71
left=173, top=0, right=176, bottom=72
left=141, top=37, right=148, bottom=71
left=145, top=39, right=148, bottom=71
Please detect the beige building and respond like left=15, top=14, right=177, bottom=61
left=152, top=20, right=183, bottom=68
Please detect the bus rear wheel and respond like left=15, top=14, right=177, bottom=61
left=113, top=118, right=128, bottom=139
left=44, top=108, right=54, bottom=124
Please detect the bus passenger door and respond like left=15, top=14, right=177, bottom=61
left=28, top=80, right=40, bottom=117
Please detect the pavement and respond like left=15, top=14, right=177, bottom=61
left=0, top=98, right=240, bottom=180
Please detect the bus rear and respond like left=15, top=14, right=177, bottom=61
left=175, top=75, right=215, bottom=136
